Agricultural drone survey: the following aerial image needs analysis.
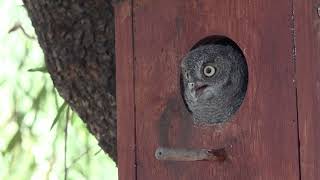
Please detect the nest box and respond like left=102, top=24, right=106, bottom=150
left=115, top=0, right=320, bottom=179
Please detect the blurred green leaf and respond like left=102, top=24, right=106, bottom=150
left=52, top=87, right=60, bottom=109
left=11, top=91, right=26, bottom=127
left=30, top=83, right=47, bottom=129
left=3, top=131, right=22, bottom=155
left=50, top=101, right=67, bottom=130
left=74, top=164, right=88, bottom=179
left=32, top=83, right=47, bottom=108
left=24, top=156, right=37, bottom=180
left=17, top=45, right=30, bottom=70
left=8, top=22, right=22, bottom=33
left=28, top=66, right=47, bottom=73
left=8, top=22, right=36, bottom=40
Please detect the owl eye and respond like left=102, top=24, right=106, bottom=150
left=203, top=65, right=216, bottom=77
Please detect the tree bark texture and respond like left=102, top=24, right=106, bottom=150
left=23, top=0, right=118, bottom=161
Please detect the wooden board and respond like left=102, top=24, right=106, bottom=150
left=295, top=0, right=320, bottom=179
left=115, top=1, right=136, bottom=180
left=132, top=0, right=300, bottom=179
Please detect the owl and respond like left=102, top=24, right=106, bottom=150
left=181, top=44, right=248, bottom=124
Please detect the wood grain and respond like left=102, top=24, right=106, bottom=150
left=115, top=1, right=136, bottom=180
left=295, top=0, right=320, bottom=179
left=133, top=0, right=300, bottom=179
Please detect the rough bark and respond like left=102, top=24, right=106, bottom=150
left=23, top=0, right=118, bottom=161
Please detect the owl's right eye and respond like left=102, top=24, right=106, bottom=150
left=203, top=65, right=216, bottom=77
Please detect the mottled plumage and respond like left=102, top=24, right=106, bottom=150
left=181, top=44, right=248, bottom=124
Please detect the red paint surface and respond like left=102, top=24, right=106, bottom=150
left=295, top=0, right=320, bottom=179
left=114, top=0, right=316, bottom=179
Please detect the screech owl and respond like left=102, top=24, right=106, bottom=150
left=181, top=44, right=248, bottom=124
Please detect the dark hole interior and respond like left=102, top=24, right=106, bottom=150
left=190, top=35, right=243, bottom=52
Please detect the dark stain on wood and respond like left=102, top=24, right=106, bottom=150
left=158, top=97, right=193, bottom=147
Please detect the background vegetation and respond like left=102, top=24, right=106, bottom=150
left=0, top=0, right=118, bottom=179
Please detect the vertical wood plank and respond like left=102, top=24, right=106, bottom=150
left=133, top=0, right=300, bottom=179
left=295, top=0, right=320, bottom=179
left=115, top=1, right=136, bottom=180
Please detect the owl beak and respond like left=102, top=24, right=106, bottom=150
left=194, top=82, right=209, bottom=95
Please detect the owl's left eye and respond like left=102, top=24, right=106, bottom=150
left=203, top=65, right=216, bottom=77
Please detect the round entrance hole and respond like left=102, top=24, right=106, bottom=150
left=180, top=36, right=248, bottom=124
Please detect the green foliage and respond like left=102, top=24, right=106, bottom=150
left=50, top=102, right=67, bottom=131
left=28, top=66, right=48, bottom=73
left=0, top=0, right=118, bottom=179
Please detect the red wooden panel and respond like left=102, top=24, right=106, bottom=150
left=133, top=0, right=300, bottom=179
left=115, top=1, right=136, bottom=180
left=295, top=0, right=320, bottom=179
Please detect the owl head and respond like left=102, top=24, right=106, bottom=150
left=181, top=44, right=248, bottom=124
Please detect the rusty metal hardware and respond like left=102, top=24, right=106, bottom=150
left=155, top=147, right=227, bottom=161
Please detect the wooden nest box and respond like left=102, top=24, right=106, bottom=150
left=115, top=0, right=320, bottom=179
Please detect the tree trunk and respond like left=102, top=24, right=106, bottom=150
left=23, top=0, right=118, bottom=161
